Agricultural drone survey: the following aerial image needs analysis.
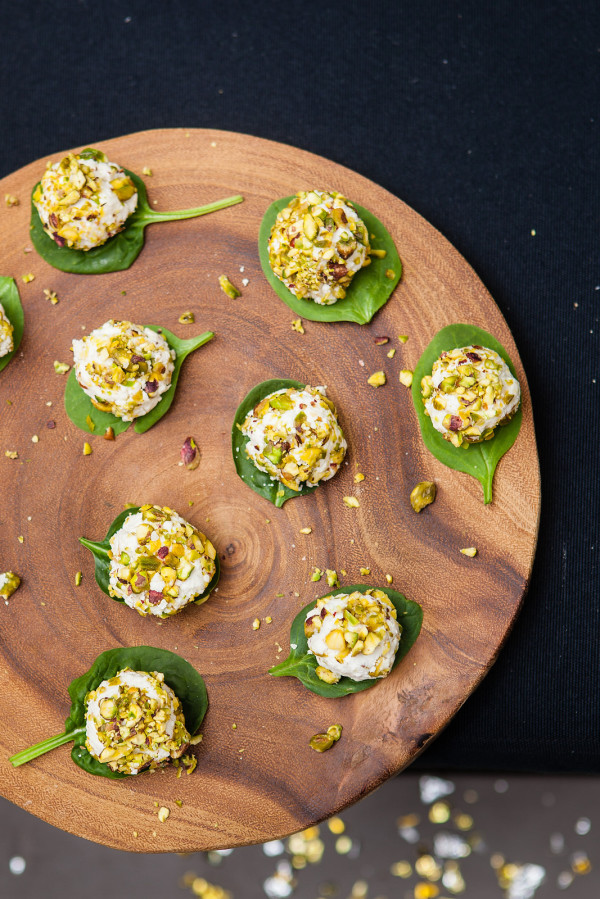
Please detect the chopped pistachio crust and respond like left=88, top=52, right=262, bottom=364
left=33, top=150, right=137, bottom=250
left=0, top=571, right=20, bottom=600
left=73, top=320, right=175, bottom=421
left=108, top=504, right=217, bottom=618
left=268, top=190, right=371, bottom=305
left=305, top=589, right=401, bottom=682
left=421, top=345, right=521, bottom=448
left=241, top=385, right=347, bottom=491
left=0, top=303, right=14, bottom=358
left=85, top=669, right=191, bottom=774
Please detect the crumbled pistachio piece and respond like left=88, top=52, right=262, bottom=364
left=157, top=806, right=170, bottom=823
left=83, top=442, right=92, bottom=456
left=385, top=574, right=393, bottom=584
left=43, top=288, right=59, bottom=305
left=311, top=567, right=323, bottom=582
left=218, top=275, right=241, bottom=298
left=309, top=732, right=335, bottom=752
left=75, top=571, right=82, bottom=587
left=410, top=481, right=436, bottom=512
left=399, top=335, right=409, bottom=344
left=175, top=799, right=183, bottom=808
left=343, top=496, right=360, bottom=509
left=0, top=572, right=21, bottom=600
left=387, top=348, right=396, bottom=358
left=370, top=248, right=387, bottom=259
left=265, top=616, right=273, bottom=624
left=22, top=273, right=35, bottom=284
left=181, top=436, right=200, bottom=470
left=399, top=369, right=413, bottom=387
left=104, top=426, right=115, bottom=440
left=252, top=618, right=261, bottom=630
left=182, top=754, right=197, bottom=775
left=291, top=318, right=305, bottom=333
left=326, top=569, right=339, bottom=588
left=327, top=724, right=343, bottom=741
left=4, top=194, right=19, bottom=207
left=460, top=547, right=477, bottom=558
left=354, top=472, right=365, bottom=483
left=299, top=527, right=312, bottom=534
left=5, top=450, right=18, bottom=459
left=359, top=567, right=371, bottom=576
left=53, top=360, right=70, bottom=374
left=385, top=269, right=396, bottom=280
left=178, top=311, right=195, bottom=324
left=367, top=370, right=386, bottom=387
left=17, top=536, right=24, bottom=544
left=142, top=167, right=153, bottom=176
left=374, top=336, right=389, bottom=345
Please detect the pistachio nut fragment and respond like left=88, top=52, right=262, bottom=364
left=460, top=546, right=477, bottom=557
left=309, top=732, right=335, bottom=752
left=178, top=311, right=195, bottom=324
left=327, top=724, right=343, bottom=742
left=410, top=481, right=436, bottom=513
left=218, top=275, right=241, bottom=298
left=0, top=572, right=21, bottom=600
left=343, top=496, right=360, bottom=509
left=181, top=436, right=200, bottom=471
left=54, top=360, right=70, bottom=374
left=399, top=369, right=413, bottom=387
left=367, top=370, right=386, bottom=387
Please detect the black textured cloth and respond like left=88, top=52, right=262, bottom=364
left=0, top=0, right=597, bottom=772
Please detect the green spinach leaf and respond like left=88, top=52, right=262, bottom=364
left=31, top=163, right=243, bottom=274
left=269, top=584, right=423, bottom=697
left=64, top=326, right=214, bottom=436
left=232, top=378, right=321, bottom=508
left=411, top=323, right=523, bottom=504
left=0, top=277, right=24, bottom=374
left=258, top=197, right=401, bottom=324
left=9, top=646, right=208, bottom=779
left=79, top=505, right=220, bottom=603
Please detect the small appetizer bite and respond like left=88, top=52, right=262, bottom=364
left=0, top=571, right=20, bottom=600
left=268, top=190, right=371, bottom=305
left=270, top=585, right=423, bottom=697
left=73, top=320, right=175, bottom=422
left=0, top=303, right=14, bottom=358
left=81, top=504, right=219, bottom=619
left=9, top=647, right=207, bottom=779
left=305, top=590, right=401, bottom=684
left=241, top=384, right=347, bottom=492
left=421, top=345, right=521, bottom=448
left=33, top=149, right=138, bottom=251
left=85, top=669, right=193, bottom=774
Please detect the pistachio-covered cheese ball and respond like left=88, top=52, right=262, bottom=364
left=108, top=504, right=217, bottom=618
left=421, top=345, right=521, bottom=448
left=34, top=149, right=137, bottom=250
left=0, top=571, right=20, bottom=600
left=0, top=303, right=14, bottom=358
left=85, top=669, right=192, bottom=774
left=73, top=320, right=175, bottom=421
left=305, top=589, right=401, bottom=683
left=268, top=190, right=371, bottom=304
left=241, top=386, right=347, bottom=491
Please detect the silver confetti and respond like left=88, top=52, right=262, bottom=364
left=433, top=832, right=471, bottom=859
left=419, top=775, right=455, bottom=804
left=506, top=864, right=546, bottom=899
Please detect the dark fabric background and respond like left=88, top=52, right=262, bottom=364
left=0, top=0, right=597, bottom=771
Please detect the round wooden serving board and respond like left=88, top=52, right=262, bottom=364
left=0, top=129, right=540, bottom=852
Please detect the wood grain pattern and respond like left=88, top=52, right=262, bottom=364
left=0, top=129, right=540, bottom=852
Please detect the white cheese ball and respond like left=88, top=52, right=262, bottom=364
left=73, top=320, right=175, bottom=421
left=108, top=505, right=217, bottom=618
left=422, top=345, right=521, bottom=448
left=242, top=385, right=347, bottom=492
left=306, top=590, right=401, bottom=682
left=268, top=190, right=371, bottom=305
left=0, top=303, right=14, bottom=358
left=34, top=150, right=138, bottom=250
left=85, top=669, right=191, bottom=775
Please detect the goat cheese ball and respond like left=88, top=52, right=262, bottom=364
left=0, top=571, right=20, bottom=600
left=73, top=320, right=175, bottom=421
left=0, top=303, right=14, bottom=358
left=85, top=669, right=192, bottom=774
left=242, top=385, right=347, bottom=492
left=33, top=149, right=138, bottom=250
left=421, top=345, right=521, bottom=448
left=305, top=589, right=401, bottom=683
left=108, top=504, right=217, bottom=618
left=268, top=190, right=371, bottom=305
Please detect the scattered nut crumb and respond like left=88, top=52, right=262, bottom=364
left=218, top=274, right=240, bottom=298
left=252, top=618, right=261, bottom=631
left=311, top=567, right=323, bottom=582
left=460, top=547, right=477, bottom=558
left=374, top=336, right=389, bottom=345
left=17, top=536, right=24, bottom=543
left=4, top=194, right=19, bottom=207
left=46, top=420, right=56, bottom=429
left=43, top=289, right=59, bottom=305
left=178, top=311, right=195, bottom=324
left=75, top=571, right=82, bottom=587
left=398, top=335, right=409, bottom=344
left=157, top=806, right=170, bottom=823
left=343, top=496, right=360, bottom=508
left=5, top=450, right=18, bottom=459
left=31, top=435, right=39, bottom=444
left=291, top=318, right=305, bottom=333
left=410, top=481, right=436, bottom=513
left=53, top=361, right=70, bottom=374
left=299, top=527, right=312, bottom=534
left=22, top=273, right=35, bottom=284
left=354, top=472, right=365, bottom=483
left=367, top=371, right=386, bottom=387
left=181, top=436, right=200, bottom=470
left=385, top=574, right=393, bottom=584
left=387, top=348, right=396, bottom=358
left=142, top=167, right=153, bottom=176
left=83, top=442, right=92, bottom=456
left=360, top=567, right=371, bottom=576
left=399, top=369, right=413, bottom=387
left=265, top=616, right=272, bottom=624
left=326, top=569, right=339, bottom=588
left=175, top=800, right=183, bottom=808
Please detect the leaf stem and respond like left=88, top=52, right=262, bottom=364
left=9, top=727, right=84, bottom=767
left=78, top=537, right=108, bottom=557
left=140, top=194, right=243, bottom=224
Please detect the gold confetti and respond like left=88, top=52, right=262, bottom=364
left=327, top=816, right=345, bottom=834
